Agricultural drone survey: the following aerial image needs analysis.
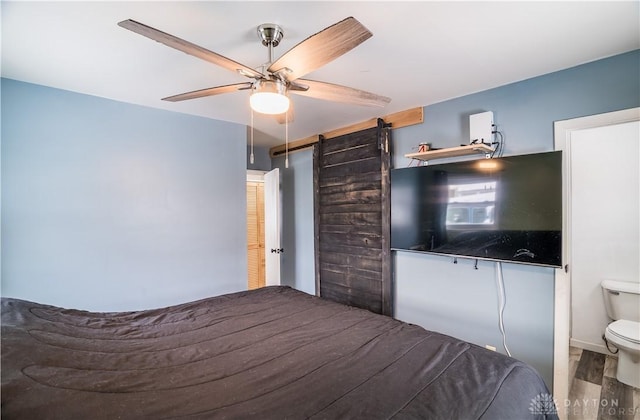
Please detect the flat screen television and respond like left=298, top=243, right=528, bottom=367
left=390, top=151, right=562, bottom=267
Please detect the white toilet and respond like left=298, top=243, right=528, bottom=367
left=600, top=279, right=640, bottom=388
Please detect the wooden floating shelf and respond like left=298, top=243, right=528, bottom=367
left=405, top=143, right=495, bottom=162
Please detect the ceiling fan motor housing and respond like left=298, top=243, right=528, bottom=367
left=257, top=24, right=284, bottom=47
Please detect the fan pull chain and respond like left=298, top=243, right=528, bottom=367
left=285, top=110, right=289, bottom=169
left=250, top=108, right=255, bottom=165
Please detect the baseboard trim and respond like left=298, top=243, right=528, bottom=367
left=570, top=338, right=617, bottom=357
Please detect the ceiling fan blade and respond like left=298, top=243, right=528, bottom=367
left=162, top=82, right=253, bottom=102
left=118, top=19, right=263, bottom=79
left=274, top=102, right=294, bottom=124
left=291, top=79, right=390, bottom=107
left=267, top=17, right=372, bottom=81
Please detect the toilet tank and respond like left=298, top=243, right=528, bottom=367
left=601, top=280, right=640, bottom=322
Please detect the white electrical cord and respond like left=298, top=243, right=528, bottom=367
left=495, top=262, right=512, bottom=357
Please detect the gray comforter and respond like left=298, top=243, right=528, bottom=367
left=1, top=286, right=557, bottom=419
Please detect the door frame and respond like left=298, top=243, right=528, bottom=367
left=247, top=169, right=281, bottom=288
left=552, top=107, right=639, bottom=418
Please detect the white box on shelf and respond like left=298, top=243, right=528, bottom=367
left=470, top=111, right=493, bottom=145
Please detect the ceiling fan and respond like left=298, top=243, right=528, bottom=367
left=118, top=17, right=391, bottom=122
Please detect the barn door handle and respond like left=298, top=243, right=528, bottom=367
left=271, top=248, right=284, bottom=254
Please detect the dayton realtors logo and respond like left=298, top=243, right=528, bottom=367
left=530, top=393, right=638, bottom=417
left=529, top=393, right=558, bottom=415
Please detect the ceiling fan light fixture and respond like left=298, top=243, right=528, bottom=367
left=250, top=79, right=290, bottom=115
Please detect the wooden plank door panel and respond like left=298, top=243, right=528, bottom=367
left=314, top=120, right=392, bottom=316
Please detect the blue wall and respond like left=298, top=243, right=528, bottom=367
left=393, top=51, right=639, bottom=389
left=246, top=144, right=271, bottom=171
left=393, top=50, right=640, bottom=167
left=1, top=78, right=248, bottom=312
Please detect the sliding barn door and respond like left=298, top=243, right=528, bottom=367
left=313, top=120, right=392, bottom=316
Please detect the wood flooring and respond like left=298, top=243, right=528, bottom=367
left=567, top=347, right=639, bottom=419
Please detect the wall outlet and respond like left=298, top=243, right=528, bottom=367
left=485, top=344, right=497, bottom=352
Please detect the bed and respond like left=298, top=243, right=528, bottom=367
left=2, top=286, right=557, bottom=419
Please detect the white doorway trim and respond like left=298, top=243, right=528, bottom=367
left=247, top=170, right=266, bottom=183
left=553, top=107, right=640, bottom=418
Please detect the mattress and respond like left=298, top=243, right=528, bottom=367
left=1, top=286, right=557, bottom=419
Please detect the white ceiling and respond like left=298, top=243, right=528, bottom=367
left=2, top=1, right=639, bottom=148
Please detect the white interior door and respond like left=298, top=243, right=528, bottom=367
left=264, top=168, right=281, bottom=286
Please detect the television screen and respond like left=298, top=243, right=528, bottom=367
left=391, top=151, right=562, bottom=267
